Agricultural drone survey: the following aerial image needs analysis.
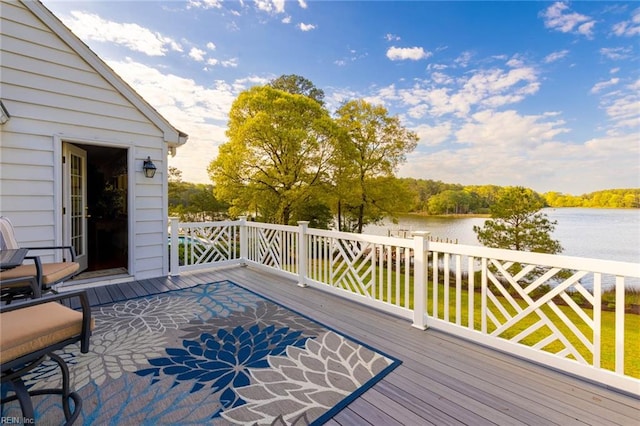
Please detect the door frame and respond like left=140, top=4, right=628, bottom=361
left=62, top=143, right=88, bottom=271
left=53, top=136, right=134, bottom=275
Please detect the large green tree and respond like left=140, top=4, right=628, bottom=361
left=208, top=85, right=337, bottom=224
left=333, top=100, right=418, bottom=233
left=473, top=186, right=562, bottom=253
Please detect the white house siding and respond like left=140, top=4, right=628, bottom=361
left=0, top=1, right=176, bottom=279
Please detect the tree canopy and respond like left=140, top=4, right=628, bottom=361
left=473, top=186, right=562, bottom=254
left=268, top=74, right=325, bottom=105
left=208, top=85, right=337, bottom=224
left=332, top=100, right=418, bottom=232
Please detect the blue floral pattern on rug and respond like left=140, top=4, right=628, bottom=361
left=4, top=281, right=400, bottom=425
left=138, top=324, right=308, bottom=417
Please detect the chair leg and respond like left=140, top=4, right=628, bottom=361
left=6, top=377, right=36, bottom=423
left=29, top=353, right=82, bottom=425
left=2, top=353, right=83, bottom=426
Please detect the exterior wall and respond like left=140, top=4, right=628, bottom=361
left=0, top=0, right=170, bottom=279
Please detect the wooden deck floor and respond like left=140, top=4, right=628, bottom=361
left=66, top=266, right=639, bottom=425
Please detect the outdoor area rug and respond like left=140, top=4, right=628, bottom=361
left=1, top=280, right=401, bottom=425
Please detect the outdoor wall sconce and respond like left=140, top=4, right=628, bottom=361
left=142, top=156, right=157, bottom=178
left=0, top=100, right=10, bottom=125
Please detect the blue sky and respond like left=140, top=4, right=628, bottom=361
left=43, top=1, right=640, bottom=194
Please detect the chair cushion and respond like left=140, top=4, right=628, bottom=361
left=1, top=302, right=91, bottom=363
left=0, top=262, right=79, bottom=285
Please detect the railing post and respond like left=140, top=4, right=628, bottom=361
left=297, top=221, right=310, bottom=287
left=169, top=217, right=180, bottom=276
left=239, top=216, right=248, bottom=266
left=412, top=231, right=430, bottom=330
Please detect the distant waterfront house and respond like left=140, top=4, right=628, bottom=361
left=0, top=0, right=187, bottom=283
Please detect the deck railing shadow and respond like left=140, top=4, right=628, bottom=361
left=169, top=217, right=640, bottom=396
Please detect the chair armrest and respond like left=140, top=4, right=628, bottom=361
left=23, top=246, right=77, bottom=262
left=0, top=275, right=40, bottom=298
left=0, top=290, right=92, bottom=353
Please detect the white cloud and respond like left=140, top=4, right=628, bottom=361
left=206, top=42, right=216, bottom=50
left=254, top=0, right=285, bottom=14
left=273, top=0, right=285, bottom=13
left=282, top=16, right=292, bottom=24
left=385, top=33, right=401, bottom=42
left=599, top=47, right=633, bottom=60
left=298, top=0, right=308, bottom=9
left=448, top=66, right=539, bottom=116
left=598, top=79, right=640, bottom=131
left=506, top=57, right=524, bottom=68
left=386, top=46, right=432, bottom=61
left=544, top=49, right=569, bottom=63
left=298, top=22, right=316, bottom=31
left=431, top=72, right=453, bottom=85
left=204, top=57, right=239, bottom=68
left=412, top=122, right=453, bottom=146
left=540, top=2, right=595, bottom=38
left=427, top=63, right=448, bottom=71
left=455, top=110, right=569, bottom=148
left=590, top=78, right=620, bottom=94
left=454, top=51, right=473, bottom=68
left=611, top=7, right=640, bottom=36
left=189, top=47, right=206, bottom=61
left=234, top=76, right=270, bottom=88
left=187, top=0, right=222, bottom=9
left=63, top=11, right=182, bottom=56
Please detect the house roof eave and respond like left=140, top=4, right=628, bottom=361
left=23, top=0, right=189, bottom=149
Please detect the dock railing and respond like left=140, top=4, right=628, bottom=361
left=169, top=217, right=640, bottom=395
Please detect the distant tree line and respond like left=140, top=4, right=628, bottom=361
left=168, top=167, right=228, bottom=221
left=171, top=164, right=639, bottom=223
left=400, top=178, right=502, bottom=215
left=544, top=189, right=640, bottom=208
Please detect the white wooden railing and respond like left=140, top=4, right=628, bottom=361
left=169, top=217, right=640, bottom=395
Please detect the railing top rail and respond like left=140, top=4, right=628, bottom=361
left=430, top=241, right=640, bottom=277
left=307, top=227, right=415, bottom=248
left=244, top=222, right=299, bottom=232
left=177, top=220, right=241, bottom=228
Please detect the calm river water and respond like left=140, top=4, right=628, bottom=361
left=365, top=208, right=640, bottom=264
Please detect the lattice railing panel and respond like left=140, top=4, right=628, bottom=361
left=484, top=259, right=595, bottom=364
left=306, top=233, right=414, bottom=310
left=246, top=225, right=298, bottom=274
left=178, top=223, right=240, bottom=267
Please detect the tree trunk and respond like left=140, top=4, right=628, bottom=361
left=357, top=203, right=365, bottom=234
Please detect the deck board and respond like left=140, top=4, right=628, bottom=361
left=58, top=266, right=639, bottom=425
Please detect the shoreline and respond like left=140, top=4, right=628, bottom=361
left=401, top=212, right=490, bottom=219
